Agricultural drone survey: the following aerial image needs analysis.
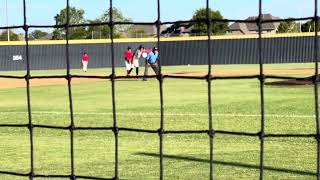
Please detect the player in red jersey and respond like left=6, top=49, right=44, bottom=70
left=124, top=47, right=133, bottom=76
left=81, top=52, right=89, bottom=72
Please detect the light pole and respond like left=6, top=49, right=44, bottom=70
left=6, top=0, right=10, bottom=41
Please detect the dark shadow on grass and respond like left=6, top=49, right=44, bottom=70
left=135, top=152, right=316, bottom=177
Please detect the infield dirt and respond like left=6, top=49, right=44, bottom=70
left=0, top=68, right=314, bottom=89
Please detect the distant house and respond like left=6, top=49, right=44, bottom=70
left=228, top=14, right=281, bottom=35
left=39, top=33, right=54, bottom=40
left=161, top=22, right=193, bottom=37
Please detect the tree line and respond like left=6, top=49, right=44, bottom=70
left=0, top=7, right=147, bottom=41
left=0, top=7, right=317, bottom=41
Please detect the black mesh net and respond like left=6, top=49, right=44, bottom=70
left=0, top=0, right=319, bottom=179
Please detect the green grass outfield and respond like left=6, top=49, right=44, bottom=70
left=0, top=64, right=319, bottom=179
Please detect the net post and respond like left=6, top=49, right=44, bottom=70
left=108, top=0, right=119, bottom=179
left=64, top=0, right=76, bottom=178
left=313, top=0, right=320, bottom=179
left=205, top=0, right=214, bottom=179
left=156, top=0, right=165, bottom=179
left=257, top=0, right=265, bottom=179
left=22, top=0, right=34, bottom=179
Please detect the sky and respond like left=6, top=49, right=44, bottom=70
left=0, top=0, right=317, bottom=33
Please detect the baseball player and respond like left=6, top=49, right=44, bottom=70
left=143, top=47, right=159, bottom=81
left=81, top=52, right=89, bottom=72
left=124, top=47, right=133, bottom=76
left=132, top=45, right=144, bottom=76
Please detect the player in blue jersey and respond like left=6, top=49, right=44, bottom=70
left=143, top=47, right=159, bottom=81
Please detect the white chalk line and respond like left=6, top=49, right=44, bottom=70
left=0, top=111, right=315, bottom=118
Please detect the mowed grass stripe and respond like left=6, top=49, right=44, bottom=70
left=0, top=111, right=316, bottom=118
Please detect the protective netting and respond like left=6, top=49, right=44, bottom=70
left=0, top=0, right=319, bottom=179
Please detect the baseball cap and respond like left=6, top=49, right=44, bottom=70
left=153, top=47, right=158, bottom=51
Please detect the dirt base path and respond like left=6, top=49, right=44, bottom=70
left=170, top=69, right=315, bottom=77
left=0, top=69, right=315, bottom=89
left=0, top=78, right=105, bottom=89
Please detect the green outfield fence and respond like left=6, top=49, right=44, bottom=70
left=0, top=0, right=320, bottom=180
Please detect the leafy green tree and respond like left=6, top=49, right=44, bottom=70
left=101, top=7, right=132, bottom=35
left=0, top=30, right=20, bottom=41
left=53, top=7, right=133, bottom=39
left=276, top=20, right=299, bottom=33
left=191, top=8, right=228, bottom=35
left=52, top=29, right=62, bottom=40
left=301, top=20, right=320, bottom=32
left=86, top=19, right=121, bottom=39
left=29, top=30, right=48, bottom=39
left=126, top=27, right=148, bottom=38
left=54, top=7, right=87, bottom=39
left=69, top=27, right=87, bottom=39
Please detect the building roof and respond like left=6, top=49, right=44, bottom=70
left=229, top=14, right=281, bottom=32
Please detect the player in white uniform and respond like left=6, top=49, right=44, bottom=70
left=132, top=45, right=144, bottom=76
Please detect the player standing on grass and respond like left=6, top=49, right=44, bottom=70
left=142, top=47, right=152, bottom=80
left=81, top=52, right=89, bottom=72
left=124, top=47, right=134, bottom=76
left=132, top=45, right=144, bottom=76
left=143, top=47, right=159, bottom=81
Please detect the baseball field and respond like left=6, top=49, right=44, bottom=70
left=0, top=63, right=318, bottom=179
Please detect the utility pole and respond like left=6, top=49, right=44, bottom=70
left=6, top=0, right=10, bottom=41
left=299, top=22, right=301, bottom=32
